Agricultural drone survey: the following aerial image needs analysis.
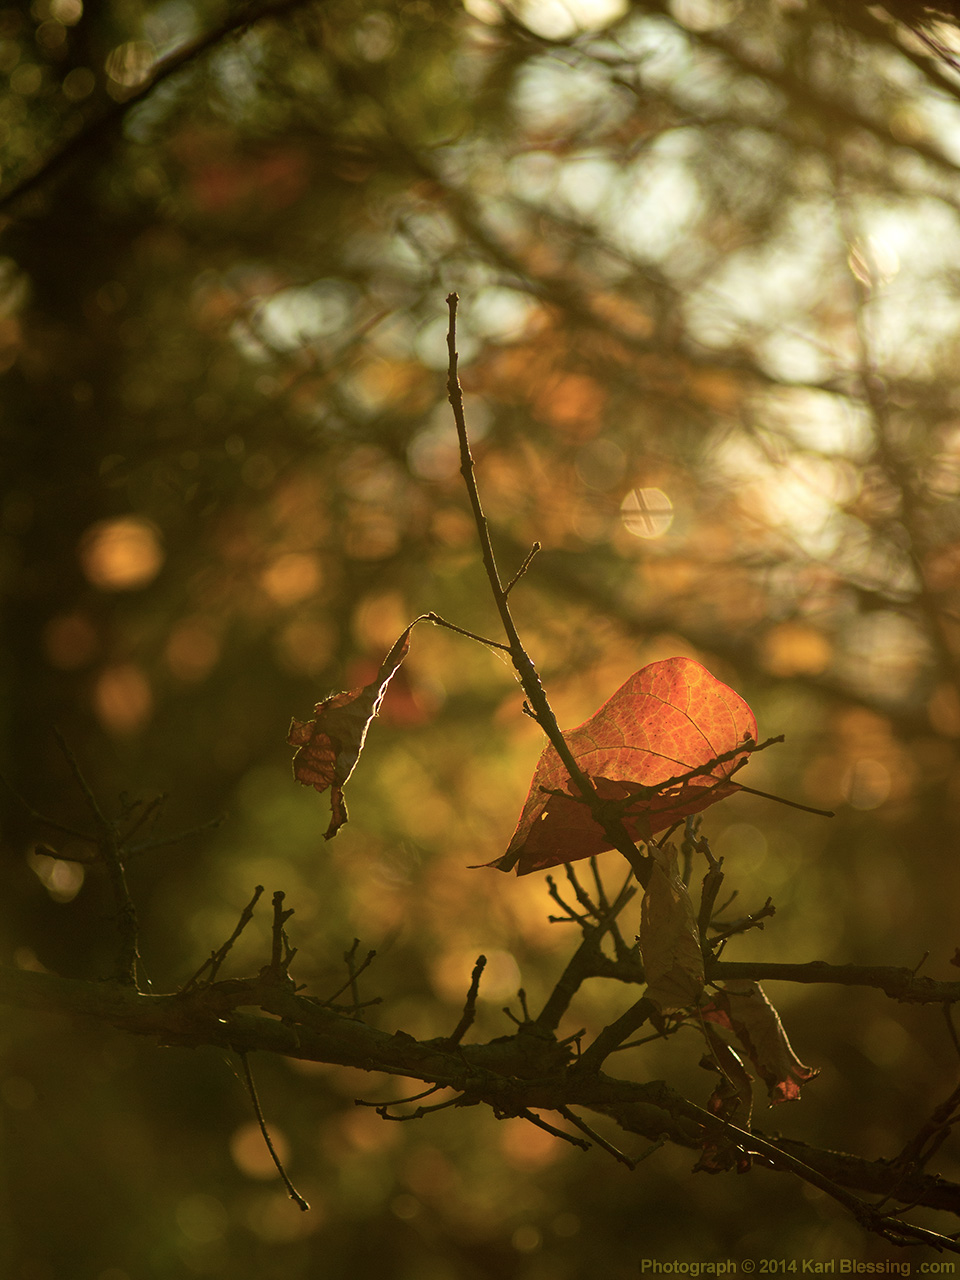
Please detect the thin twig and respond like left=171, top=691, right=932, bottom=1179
left=118, top=794, right=167, bottom=845
left=127, top=813, right=226, bottom=856
left=709, top=898, right=776, bottom=952
left=375, top=1094, right=465, bottom=1121
left=505, top=1107, right=590, bottom=1152
left=53, top=729, right=140, bottom=987
left=595, top=735, right=784, bottom=814
left=540, top=735, right=831, bottom=831
left=536, top=873, right=638, bottom=1033
left=697, top=837, right=725, bottom=946
left=945, top=1004, right=960, bottom=1060
left=322, top=996, right=383, bottom=1014
left=355, top=1084, right=445, bottom=1109
left=612, top=1022, right=687, bottom=1051
left=0, top=772, right=93, bottom=841
left=557, top=1105, right=637, bottom=1168
left=236, top=1051, right=309, bottom=1212
left=733, top=783, right=834, bottom=818
left=711, top=890, right=739, bottom=919
left=53, top=728, right=108, bottom=827
left=181, top=886, right=265, bottom=992
left=564, top=863, right=599, bottom=917
left=504, top=542, right=541, bottom=596
left=323, top=940, right=377, bottom=1010
left=268, top=891, right=296, bottom=976
left=679, top=1100, right=960, bottom=1253
left=894, top=1077, right=960, bottom=1172
left=634, top=1135, right=668, bottom=1163
left=545, top=875, right=586, bottom=922
left=503, top=988, right=533, bottom=1026
left=680, top=817, right=700, bottom=887
left=589, top=856, right=610, bottom=913
left=572, top=996, right=659, bottom=1074
left=446, top=955, right=487, bottom=1046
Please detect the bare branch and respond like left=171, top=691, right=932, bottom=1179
left=181, top=886, right=265, bottom=992
left=4, top=963, right=958, bottom=1226
left=445, top=955, right=487, bottom=1047
left=322, top=939, right=377, bottom=1012
left=53, top=730, right=140, bottom=988
left=237, top=1050, right=309, bottom=1212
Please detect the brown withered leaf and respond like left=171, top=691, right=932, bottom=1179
left=639, top=844, right=704, bottom=1014
left=694, top=1024, right=754, bottom=1174
left=288, top=624, right=414, bottom=840
left=701, top=980, right=819, bottom=1105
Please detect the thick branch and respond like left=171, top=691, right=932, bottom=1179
left=3, top=963, right=959, bottom=1226
left=583, top=952, right=960, bottom=1004
left=713, top=960, right=960, bottom=1003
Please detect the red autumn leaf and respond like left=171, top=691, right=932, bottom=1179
left=288, top=624, right=414, bottom=840
left=494, top=656, right=758, bottom=875
left=701, top=981, right=820, bottom=1105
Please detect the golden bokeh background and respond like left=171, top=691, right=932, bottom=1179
left=3, top=0, right=960, bottom=1275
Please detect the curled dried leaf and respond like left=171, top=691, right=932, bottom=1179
left=701, top=981, right=820, bottom=1105
left=288, top=625, right=414, bottom=839
left=639, top=844, right=704, bottom=1014
left=695, top=1023, right=754, bottom=1174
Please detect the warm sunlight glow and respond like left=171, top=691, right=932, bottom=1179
left=165, top=618, right=221, bottom=682
left=27, top=850, right=84, bottom=903
left=79, top=517, right=164, bottom=591
left=42, top=612, right=98, bottom=669
left=93, top=664, right=153, bottom=735
left=620, top=487, right=674, bottom=538
left=842, top=759, right=892, bottom=811
left=492, top=0, right=628, bottom=39
left=260, top=552, right=322, bottom=605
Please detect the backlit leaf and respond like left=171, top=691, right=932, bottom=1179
left=495, top=656, right=757, bottom=874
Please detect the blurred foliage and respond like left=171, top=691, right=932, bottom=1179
left=3, top=0, right=960, bottom=1274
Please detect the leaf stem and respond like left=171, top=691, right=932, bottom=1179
left=424, top=612, right=511, bottom=652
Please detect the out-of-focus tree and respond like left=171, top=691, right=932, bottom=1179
left=4, top=0, right=960, bottom=1275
